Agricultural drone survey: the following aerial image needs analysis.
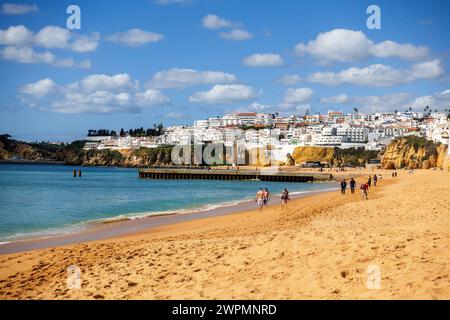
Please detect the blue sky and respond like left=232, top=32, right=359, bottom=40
left=0, top=0, right=449, bottom=141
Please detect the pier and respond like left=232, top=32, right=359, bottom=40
left=138, top=168, right=333, bottom=183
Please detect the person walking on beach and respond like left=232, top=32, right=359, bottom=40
left=263, top=188, right=270, bottom=207
left=395, top=171, right=397, bottom=178
left=368, top=176, right=372, bottom=187
left=373, top=174, right=378, bottom=187
left=350, top=178, right=356, bottom=194
left=255, top=188, right=265, bottom=211
left=361, top=183, right=369, bottom=199
left=340, top=179, right=347, bottom=195
left=281, top=188, right=290, bottom=207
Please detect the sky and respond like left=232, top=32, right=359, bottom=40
left=0, top=0, right=449, bottom=142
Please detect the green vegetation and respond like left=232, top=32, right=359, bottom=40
left=392, top=135, right=441, bottom=153
left=132, top=146, right=173, bottom=165
left=334, top=147, right=379, bottom=167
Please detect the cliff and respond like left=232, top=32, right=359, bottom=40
left=0, top=135, right=50, bottom=160
left=381, top=136, right=450, bottom=170
left=290, top=146, right=379, bottom=167
left=0, top=135, right=173, bottom=167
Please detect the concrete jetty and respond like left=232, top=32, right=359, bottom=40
left=138, top=168, right=332, bottom=182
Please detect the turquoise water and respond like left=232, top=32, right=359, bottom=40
left=0, top=164, right=336, bottom=242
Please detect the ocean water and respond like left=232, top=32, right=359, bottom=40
left=0, top=164, right=336, bottom=242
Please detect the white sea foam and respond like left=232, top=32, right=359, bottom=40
left=0, top=185, right=338, bottom=244
left=90, top=197, right=253, bottom=223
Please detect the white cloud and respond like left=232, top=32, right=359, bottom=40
left=189, top=84, right=260, bottom=104
left=1, top=3, right=38, bottom=15
left=1, top=46, right=90, bottom=68
left=106, top=28, right=163, bottom=47
left=353, top=93, right=413, bottom=113
left=149, top=68, right=237, bottom=89
left=243, top=53, right=283, bottom=67
left=276, top=103, right=311, bottom=115
left=69, top=33, right=100, bottom=53
left=370, top=40, right=429, bottom=60
left=283, top=88, right=314, bottom=105
left=332, top=89, right=450, bottom=113
left=0, top=25, right=99, bottom=52
left=295, top=28, right=429, bottom=63
left=19, top=75, right=169, bottom=114
left=307, top=60, right=444, bottom=87
left=135, top=89, right=170, bottom=106
left=202, top=14, right=254, bottom=42
left=407, top=89, right=450, bottom=111
left=202, top=14, right=235, bottom=29
left=76, top=74, right=139, bottom=92
left=320, top=94, right=349, bottom=104
left=20, top=78, right=57, bottom=97
left=34, top=26, right=70, bottom=49
left=0, top=25, right=33, bottom=46
left=277, top=74, right=300, bottom=85
left=2, top=46, right=53, bottom=64
left=411, top=59, right=444, bottom=79
left=219, top=29, right=253, bottom=41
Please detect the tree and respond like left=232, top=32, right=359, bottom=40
left=119, top=128, right=125, bottom=137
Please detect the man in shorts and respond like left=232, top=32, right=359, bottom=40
left=255, top=188, right=265, bottom=211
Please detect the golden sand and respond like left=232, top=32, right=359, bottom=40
left=0, top=169, right=449, bottom=299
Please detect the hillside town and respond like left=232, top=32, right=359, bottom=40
left=84, top=110, right=450, bottom=156
left=85, top=109, right=450, bottom=157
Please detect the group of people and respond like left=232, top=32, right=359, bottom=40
left=340, top=174, right=382, bottom=200
left=255, top=187, right=290, bottom=211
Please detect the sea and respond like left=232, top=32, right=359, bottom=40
left=0, top=164, right=337, bottom=243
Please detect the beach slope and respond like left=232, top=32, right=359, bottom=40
left=0, top=170, right=449, bottom=299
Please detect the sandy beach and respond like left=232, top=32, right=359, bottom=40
left=0, top=169, right=449, bottom=300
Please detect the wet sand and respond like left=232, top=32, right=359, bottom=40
left=0, top=169, right=449, bottom=299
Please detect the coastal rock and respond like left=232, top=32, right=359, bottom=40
left=381, top=136, right=449, bottom=170
left=290, top=146, right=378, bottom=167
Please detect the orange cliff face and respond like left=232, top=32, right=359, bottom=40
left=381, top=137, right=450, bottom=170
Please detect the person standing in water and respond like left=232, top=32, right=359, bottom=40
left=350, top=178, right=356, bottom=194
left=255, top=188, right=265, bottom=211
left=281, top=188, right=290, bottom=207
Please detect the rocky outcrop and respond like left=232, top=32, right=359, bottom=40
left=0, top=134, right=48, bottom=160
left=290, top=146, right=379, bottom=167
left=0, top=135, right=174, bottom=167
left=291, top=146, right=335, bottom=164
left=381, top=136, right=449, bottom=170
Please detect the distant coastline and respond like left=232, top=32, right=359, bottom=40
left=0, top=159, right=65, bottom=165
